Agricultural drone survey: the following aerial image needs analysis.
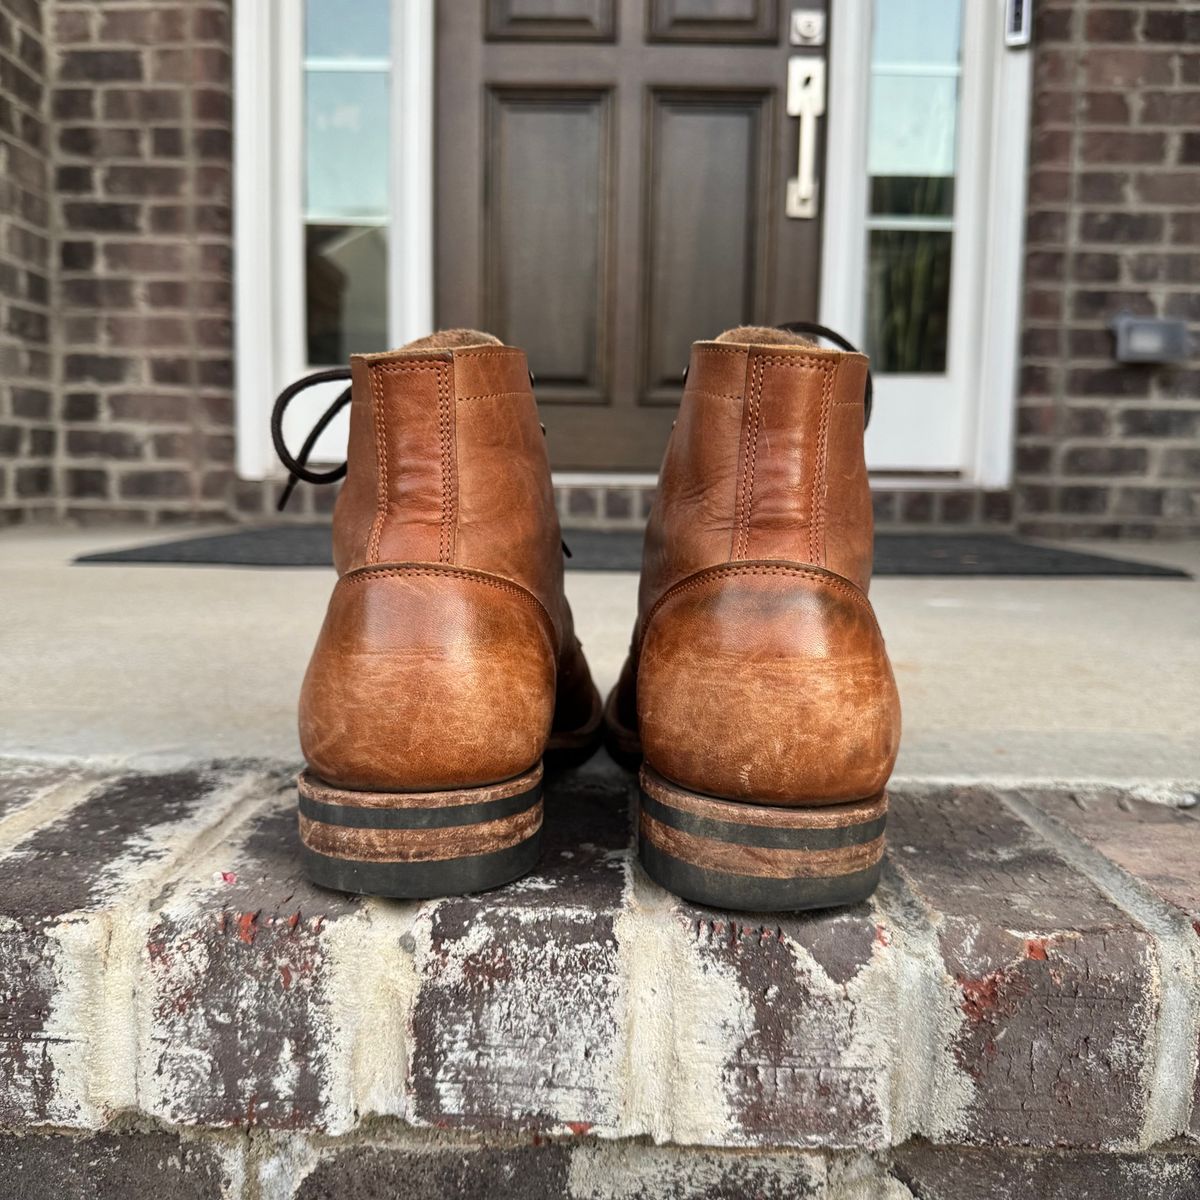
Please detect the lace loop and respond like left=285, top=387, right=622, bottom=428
left=270, top=367, right=352, bottom=511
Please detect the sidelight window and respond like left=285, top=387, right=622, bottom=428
left=302, top=0, right=391, bottom=365
left=864, top=0, right=963, bottom=375
left=233, top=0, right=433, bottom=480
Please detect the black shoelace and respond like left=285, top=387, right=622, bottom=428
left=270, top=324, right=871, bottom=510
left=269, top=367, right=351, bottom=511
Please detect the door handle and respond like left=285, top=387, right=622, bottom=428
left=785, top=57, right=825, bottom=219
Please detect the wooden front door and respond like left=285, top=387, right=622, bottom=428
left=436, top=0, right=828, bottom=471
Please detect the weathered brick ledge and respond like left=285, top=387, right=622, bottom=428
left=1, top=754, right=1198, bottom=1196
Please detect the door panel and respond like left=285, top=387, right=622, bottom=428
left=642, top=90, right=771, bottom=404
left=647, top=0, right=781, bottom=43
left=486, top=0, right=617, bottom=42
left=484, top=88, right=613, bottom=401
left=437, top=0, right=827, bottom=470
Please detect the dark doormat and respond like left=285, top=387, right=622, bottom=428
left=76, top=525, right=1189, bottom=578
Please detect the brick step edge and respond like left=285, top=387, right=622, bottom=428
left=1, top=756, right=1198, bottom=1149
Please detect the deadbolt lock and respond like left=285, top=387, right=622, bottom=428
left=790, top=9, right=826, bottom=47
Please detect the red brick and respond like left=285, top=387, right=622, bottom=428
left=1084, top=8, right=1138, bottom=43
left=1142, top=11, right=1198, bottom=44
left=98, top=8, right=188, bottom=44
left=1140, top=91, right=1200, bottom=126
left=1063, top=405, right=1112, bottom=437
left=101, top=88, right=184, bottom=122
left=1081, top=131, right=1168, bottom=166
left=1081, top=48, right=1174, bottom=89
left=890, top=790, right=1157, bottom=1147
left=1080, top=92, right=1130, bottom=125
left=58, top=49, right=143, bottom=82
left=1061, top=444, right=1149, bottom=474
left=893, top=1147, right=1200, bottom=1199
left=101, top=242, right=187, bottom=273
left=0, top=1132, right=230, bottom=1199
left=118, top=469, right=191, bottom=499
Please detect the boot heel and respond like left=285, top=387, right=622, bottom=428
left=637, top=764, right=886, bottom=912
left=298, top=763, right=543, bottom=898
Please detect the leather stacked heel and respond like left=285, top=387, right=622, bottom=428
left=638, top=766, right=887, bottom=912
left=298, top=765, right=544, bottom=899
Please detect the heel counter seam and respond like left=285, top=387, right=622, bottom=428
left=341, top=562, right=557, bottom=648
left=639, top=560, right=880, bottom=648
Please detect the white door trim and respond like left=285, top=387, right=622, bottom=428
left=819, top=0, right=1030, bottom=488
left=390, top=0, right=435, bottom=347
left=232, top=0, right=278, bottom=481
left=233, top=0, right=436, bottom=481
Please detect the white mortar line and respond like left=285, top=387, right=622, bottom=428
left=64, top=768, right=286, bottom=1123
left=869, top=860, right=975, bottom=1144
left=614, top=856, right=756, bottom=1146
left=321, top=895, right=422, bottom=1131
left=1001, top=788, right=1200, bottom=1147
left=0, top=771, right=103, bottom=853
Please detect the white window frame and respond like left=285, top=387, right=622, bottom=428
left=820, top=0, right=1031, bottom=488
left=233, top=0, right=435, bottom=481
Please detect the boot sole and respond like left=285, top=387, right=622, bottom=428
left=298, top=763, right=543, bottom=898
left=637, top=764, right=886, bottom=912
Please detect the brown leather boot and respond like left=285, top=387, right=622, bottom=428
left=605, top=326, right=900, bottom=911
left=275, top=331, right=602, bottom=897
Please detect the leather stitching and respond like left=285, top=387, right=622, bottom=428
left=737, top=356, right=765, bottom=561
left=811, top=362, right=834, bottom=565
left=750, top=353, right=841, bottom=370
left=641, top=561, right=882, bottom=647
left=456, top=390, right=533, bottom=402
left=365, top=361, right=447, bottom=565
left=341, top=564, right=557, bottom=647
left=367, top=366, right=387, bottom=564
left=738, top=354, right=836, bottom=564
left=683, top=390, right=744, bottom=403
left=437, top=363, right=454, bottom=564
left=730, top=355, right=758, bottom=561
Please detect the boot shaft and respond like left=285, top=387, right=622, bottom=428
left=640, top=336, right=873, bottom=618
left=333, top=342, right=566, bottom=630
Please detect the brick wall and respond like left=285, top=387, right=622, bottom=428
left=51, top=1, right=235, bottom=524
left=1016, top=0, right=1200, bottom=538
left=1, top=1, right=1196, bottom=534
left=0, top=0, right=51, bottom=524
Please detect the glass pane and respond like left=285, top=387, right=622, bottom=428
left=865, top=0, right=963, bottom=375
left=305, top=0, right=390, bottom=60
left=870, top=176, right=954, bottom=219
left=306, top=225, right=388, bottom=365
left=866, top=230, right=953, bottom=373
left=868, top=75, right=959, bottom=181
left=871, top=0, right=960, bottom=67
left=305, top=71, right=389, bottom=220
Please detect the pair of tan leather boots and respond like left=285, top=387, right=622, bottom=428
left=280, top=326, right=900, bottom=913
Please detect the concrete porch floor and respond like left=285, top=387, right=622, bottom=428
left=1, top=526, right=1197, bottom=793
